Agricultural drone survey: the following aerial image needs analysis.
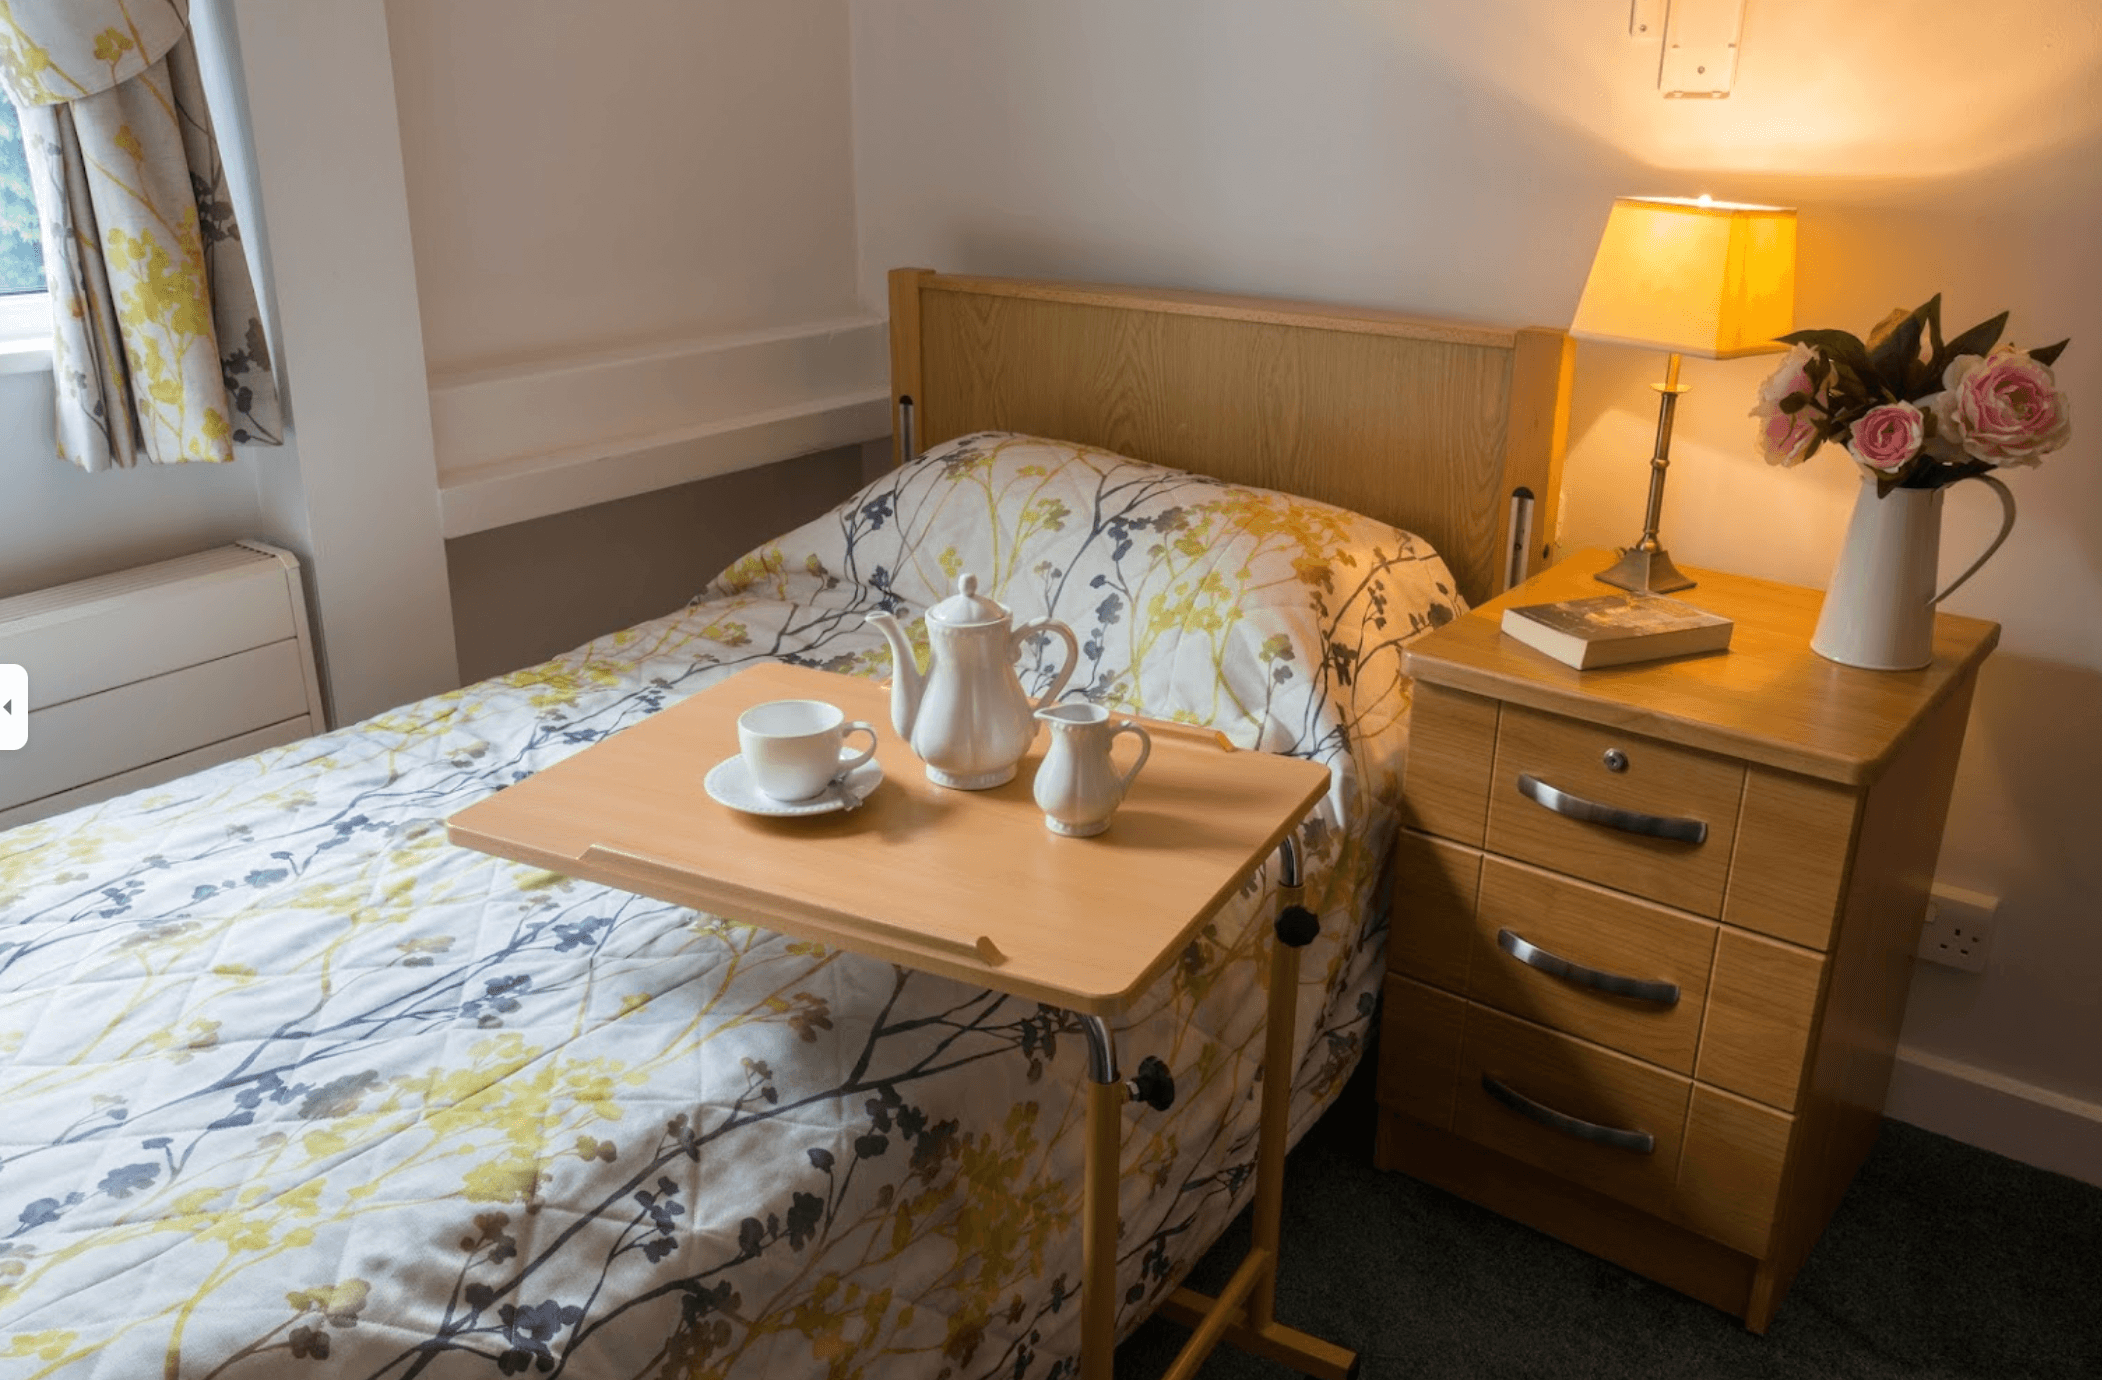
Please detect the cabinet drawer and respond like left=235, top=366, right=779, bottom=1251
left=1468, top=857, right=1716, bottom=1074
left=1698, top=929, right=1825, bottom=1111
left=1388, top=830, right=1482, bottom=993
left=1400, top=683, right=1497, bottom=845
left=1454, top=1005, right=1689, bottom=1218
left=1377, top=974, right=1468, bottom=1130
left=1677, top=1085, right=1792, bottom=1257
left=1485, top=705, right=1743, bottom=917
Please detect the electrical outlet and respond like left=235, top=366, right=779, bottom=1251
left=1916, top=883, right=1997, bottom=973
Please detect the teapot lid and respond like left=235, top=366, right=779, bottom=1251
left=926, top=573, right=1008, bottom=626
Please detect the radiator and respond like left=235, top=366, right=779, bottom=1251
left=0, top=541, right=327, bottom=829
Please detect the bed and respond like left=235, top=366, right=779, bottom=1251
left=0, top=274, right=1568, bottom=1378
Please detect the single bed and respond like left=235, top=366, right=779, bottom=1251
left=0, top=274, right=1567, bottom=1378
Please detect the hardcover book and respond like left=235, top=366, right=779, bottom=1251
left=1499, top=593, right=1733, bottom=670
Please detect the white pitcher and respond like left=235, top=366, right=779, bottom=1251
left=863, top=573, right=1080, bottom=789
left=1032, top=704, right=1152, bottom=837
left=1811, top=473, right=2016, bottom=671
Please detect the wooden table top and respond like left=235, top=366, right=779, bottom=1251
left=1403, top=549, right=2000, bottom=786
left=446, top=663, right=1330, bottom=1014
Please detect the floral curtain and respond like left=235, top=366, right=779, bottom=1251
left=0, top=0, right=280, bottom=470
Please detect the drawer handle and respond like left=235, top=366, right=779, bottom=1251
left=1496, top=929, right=1681, bottom=1006
left=1515, top=772, right=1708, bottom=844
left=1480, top=1074, right=1656, bottom=1154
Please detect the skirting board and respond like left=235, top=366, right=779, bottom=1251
left=1885, top=1044, right=2102, bottom=1188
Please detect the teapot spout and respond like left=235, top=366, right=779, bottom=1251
left=863, top=610, right=923, bottom=739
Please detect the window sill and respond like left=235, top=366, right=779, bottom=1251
left=0, top=292, right=53, bottom=375
left=0, top=338, right=51, bottom=376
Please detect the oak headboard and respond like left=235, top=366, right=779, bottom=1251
left=886, top=269, right=1573, bottom=607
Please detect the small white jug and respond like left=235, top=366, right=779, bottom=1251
left=1032, top=703, right=1152, bottom=837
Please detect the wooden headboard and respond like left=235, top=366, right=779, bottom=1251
left=886, top=269, right=1573, bottom=607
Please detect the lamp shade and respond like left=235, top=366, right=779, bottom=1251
left=1570, top=197, right=1797, bottom=359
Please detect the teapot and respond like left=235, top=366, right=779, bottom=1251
left=864, top=574, right=1079, bottom=789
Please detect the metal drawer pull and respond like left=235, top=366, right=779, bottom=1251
left=1496, top=929, right=1681, bottom=1006
left=1481, top=1074, right=1656, bottom=1154
left=1515, top=772, right=1708, bottom=844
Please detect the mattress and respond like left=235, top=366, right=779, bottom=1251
left=0, top=433, right=1463, bottom=1377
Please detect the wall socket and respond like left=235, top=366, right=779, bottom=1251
left=1917, top=883, right=1998, bottom=973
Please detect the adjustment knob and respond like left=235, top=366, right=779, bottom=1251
left=1126, top=1056, right=1176, bottom=1112
left=1276, top=904, right=1320, bottom=948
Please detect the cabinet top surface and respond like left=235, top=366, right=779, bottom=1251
left=446, top=662, right=1328, bottom=1013
left=1405, top=550, right=1999, bottom=784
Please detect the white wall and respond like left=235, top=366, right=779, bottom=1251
left=384, top=0, right=886, bottom=537
left=216, top=0, right=460, bottom=725
left=849, top=0, right=2102, bottom=1167
left=0, top=371, right=267, bottom=597
left=386, top=0, right=863, bottom=372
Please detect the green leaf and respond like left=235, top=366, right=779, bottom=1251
left=1778, top=328, right=1871, bottom=370
left=1868, top=312, right=1926, bottom=395
left=1933, top=311, right=2009, bottom=374
left=2029, top=338, right=2070, bottom=367
left=1918, top=294, right=1945, bottom=363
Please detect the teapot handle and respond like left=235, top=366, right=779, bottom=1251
left=1014, top=619, right=1080, bottom=710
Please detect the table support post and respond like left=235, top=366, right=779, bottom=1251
left=1152, top=832, right=1358, bottom=1380
left=1248, top=843, right=1305, bottom=1331
left=1081, top=1018, right=1121, bottom=1380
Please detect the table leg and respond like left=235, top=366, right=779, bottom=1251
left=1247, top=873, right=1303, bottom=1331
left=1079, top=1017, right=1123, bottom=1380
left=1153, top=834, right=1360, bottom=1380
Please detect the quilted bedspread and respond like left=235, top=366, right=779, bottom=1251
left=0, top=435, right=1462, bottom=1379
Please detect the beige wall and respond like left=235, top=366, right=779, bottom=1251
left=385, top=0, right=863, bottom=373
left=445, top=445, right=868, bottom=684
left=382, top=0, right=885, bottom=549
left=848, top=1, right=2102, bottom=1154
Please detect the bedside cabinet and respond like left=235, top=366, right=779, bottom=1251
left=1375, top=549, right=1999, bottom=1331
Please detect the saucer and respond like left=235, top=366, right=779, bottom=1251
left=704, top=754, right=885, bottom=817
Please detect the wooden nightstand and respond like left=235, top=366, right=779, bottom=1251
left=1375, top=549, right=1999, bottom=1331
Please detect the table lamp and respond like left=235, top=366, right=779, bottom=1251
left=1570, top=196, right=1797, bottom=593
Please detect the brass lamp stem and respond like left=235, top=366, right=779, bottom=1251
left=1596, top=351, right=1695, bottom=594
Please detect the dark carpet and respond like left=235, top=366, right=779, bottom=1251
left=1116, top=1044, right=2102, bottom=1379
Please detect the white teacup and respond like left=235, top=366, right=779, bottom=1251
left=737, top=699, right=879, bottom=802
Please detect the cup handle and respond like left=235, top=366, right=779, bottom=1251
left=1015, top=619, right=1081, bottom=710
left=1111, top=721, right=1152, bottom=794
left=837, top=721, right=879, bottom=776
left=1932, top=474, right=2016, bottom=606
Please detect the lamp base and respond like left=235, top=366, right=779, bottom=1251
left=1595, top=545, right=1696, bottom=595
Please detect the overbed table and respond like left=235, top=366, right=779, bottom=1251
left=446, top=662, right=1359, bottom=1380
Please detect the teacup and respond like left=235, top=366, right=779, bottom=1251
left=737, top=699, right=879, bottom=802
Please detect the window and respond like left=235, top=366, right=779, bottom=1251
left=1, top=102, right=42, bottom=294
left=1, top=100, right=50, bottom=362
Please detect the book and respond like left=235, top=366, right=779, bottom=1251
left=1499, top=593, right=1733, bottom=670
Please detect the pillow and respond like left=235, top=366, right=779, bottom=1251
left=710, top=431, right=1463, bottom=751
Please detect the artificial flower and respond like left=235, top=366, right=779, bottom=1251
left=1847, top=401, right=1926, bottom=473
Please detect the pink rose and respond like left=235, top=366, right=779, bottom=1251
left=1928, top=347, right=2073, bottom=467
left=1750, top=343, right=1823, bottom=466
left=1846, top=402, right=1926, bottom=473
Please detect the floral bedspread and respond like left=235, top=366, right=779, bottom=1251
left=0, top=435, right=1462, bottom=1378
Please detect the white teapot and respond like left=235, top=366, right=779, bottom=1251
left=864, top=574, right=1079, bottom=789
